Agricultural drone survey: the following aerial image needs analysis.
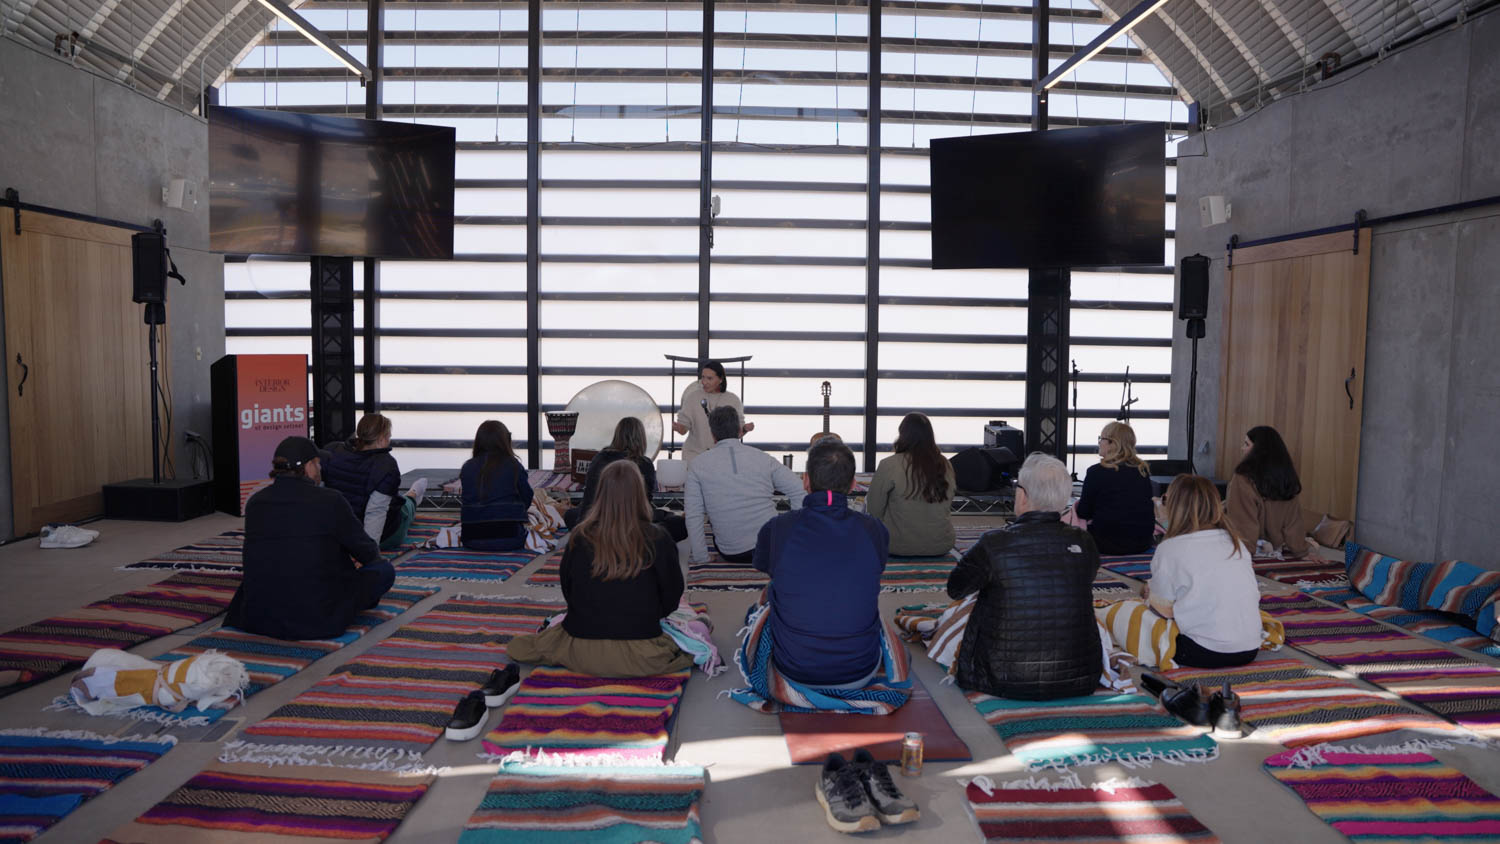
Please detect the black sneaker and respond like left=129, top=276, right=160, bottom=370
left=815, top=753, right=879, bottom=834
left=481, top=664, right=521, bottom=708
left=1208, top=680, right=1247, bottom=738
left=1161, top=683, right=1211, bottom=727
left=851, top=748, right=919, bottom=825
left=445, top=690, right=489, bottom=741
left=1140, top=672, right=1183, bottom=698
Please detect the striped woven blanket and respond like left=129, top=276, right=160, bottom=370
left=102, top=760, right=432, bottom=844
left=1260, top=593, right=1500, bottom=736
left=1166, top=658, right=1463, bottom=747
left=394, top=547, right=535, bottom=583
left=965, top=692, right=1218, bottom=771
left=1265, top=744, right=1500, bottom=841
left=0, top=571, right=239, bottom=694
left=482, top=666, right=692, bottom=761
left=1098, top=554, right=1156, bottom=580
left=50, top=586, right=437, bottom=727
left=459, top=759, right=706, bottom=844
left=0, top=728, right=176, bottom=842
left=119, top=531, right=247, bottom=571
left=963, top=772, right=1221, bottom=842
left=226, top=596, right=559, bottom=766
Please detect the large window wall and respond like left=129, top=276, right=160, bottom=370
left=222, top=0, right=1186, bottom=472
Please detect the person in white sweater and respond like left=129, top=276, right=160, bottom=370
left=1142, top=474, right=1262, bottom=668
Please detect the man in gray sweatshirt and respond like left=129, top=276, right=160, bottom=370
left=685, top=406, right=803, bottom=564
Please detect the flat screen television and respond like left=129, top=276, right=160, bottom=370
left=209, top=106, right=455, bottom=259
left=929, top=122, right=1165, bottom=269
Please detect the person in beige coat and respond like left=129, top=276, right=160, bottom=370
left=1224, top=425, right=1311, bottom=557
left=867, top=413, right=956, bottom=556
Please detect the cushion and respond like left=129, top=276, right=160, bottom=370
left=1420, top=559, right=1500, bottom=616
left=1344, top=543, right=1433, bottom=610
left=1476, top=593, right=1500, bottom=642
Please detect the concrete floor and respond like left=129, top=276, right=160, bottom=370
left=4, top=514, right=1498, bottom=843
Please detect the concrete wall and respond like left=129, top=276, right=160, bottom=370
left=1171, top=11, right=1500, bottom=568
left=0, top=39, right=224, bottom=540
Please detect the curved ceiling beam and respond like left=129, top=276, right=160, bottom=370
left=117, top=0, right=191, bottom=81
left=1154, top=6, right=1237, bottom=110
left=1260, top=0, right=1310, bottom=63
left=157, top=0, right=259, bottom=100
left=1191, top=0, right=1271, bottom=85
left=1, top=0, right=40, bottom=37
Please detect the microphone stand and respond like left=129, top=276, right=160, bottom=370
left=1117, top=366, right=1138, bottom=423
left=1069, top=360, right=1080, bottom=482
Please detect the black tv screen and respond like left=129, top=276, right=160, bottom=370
left=930, top=123, right=1165, bottom=269
left=209, top=106, right=455, bottom=259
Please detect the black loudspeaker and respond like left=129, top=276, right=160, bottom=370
left=102, top=477, right=216, bottom=521
left=950, top=446, right=1020, bottom=494
left=132, top=231, right=168, bottom=304
left=1178, top=254, right=1210, bottom=320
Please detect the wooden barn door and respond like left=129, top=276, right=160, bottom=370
left=1215, top=228, right=1371, bottom=522
left=1, top=210, right=160, bottom=535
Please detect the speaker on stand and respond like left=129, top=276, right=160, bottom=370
left=1179, top=254, right=1210, bottom=475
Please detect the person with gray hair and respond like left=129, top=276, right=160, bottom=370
left=684, top=405, right=803, bottom=565
left=943, top=452, right=1102, bottom=700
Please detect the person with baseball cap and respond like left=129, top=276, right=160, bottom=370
left=224, top=436, right=395, bottom=640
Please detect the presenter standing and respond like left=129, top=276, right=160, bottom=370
left=673, top=360, right=753, bottom=464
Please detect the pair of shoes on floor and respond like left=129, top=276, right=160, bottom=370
left=39, top=524, right=99, bottom=549
left=1141, top=673, right=1246, bottom=738
left=816, top=749, right=920, bottom=834
left=445, top=664, right=521, bottom=741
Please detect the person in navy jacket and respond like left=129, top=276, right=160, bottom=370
left=753, top=438, right=888, bottom=687
left=460, top=420, right=534, bottom=552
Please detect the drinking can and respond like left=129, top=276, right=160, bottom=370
left=900, top=731, right=924, bottom=777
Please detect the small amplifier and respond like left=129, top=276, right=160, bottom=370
left=102, top=478, right=216, bottom=522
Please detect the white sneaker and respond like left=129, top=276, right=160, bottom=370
left=40, top=524, right=99, bottom=549
left=406, top=477, right=430, bottom=502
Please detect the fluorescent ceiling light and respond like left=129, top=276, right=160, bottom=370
left=254, top=0, right=369, bottom=81
left=1036, top=0, right=1170, bottom=92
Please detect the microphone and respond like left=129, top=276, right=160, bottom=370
left=701, top=398, right=709, bottom=415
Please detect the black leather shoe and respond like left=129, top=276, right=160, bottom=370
left=445, top=690, right=489, bottom=741
left=1207, top=681, right=1247, bottom=738
left=1161, top=683, right=1211, bottom=727
left=1140, top=672, right=1184, bottom=698
left=481, top=664, right=521, bottom=708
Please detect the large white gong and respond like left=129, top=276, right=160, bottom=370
left=563, top=379, right=664, bottom=459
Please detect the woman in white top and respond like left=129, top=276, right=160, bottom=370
left=1143, top=474, right=1262, bottom=668
left=671, top=360, right=753, bottom=463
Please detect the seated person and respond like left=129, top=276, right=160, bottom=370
left=225, top=437, right=393, bottom=641
left=565, top=417, right=686, bottom=542
left=867, top=412, right=955, bottom=556
left=1143, top=475, right=1262, bottom=668
left=685, top=406, right=803, bottom=565
left=728, top=440, right=911, bottom=713
left=1074, top=421, right=1155, bottom=555
left=322, top=413, right=424, bottom=551
left=506, top=460, right=693, bottom=678
left=947, top=453, right=1102, bottom=700
left=460, top=420, right=533, bottom=552
left=1225, top=425, right=1311, bottom=557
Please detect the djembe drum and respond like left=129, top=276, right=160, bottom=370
left=545, top=411, right=579, bottom=473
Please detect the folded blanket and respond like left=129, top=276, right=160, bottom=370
left=68, top=648, right=247, bottom=715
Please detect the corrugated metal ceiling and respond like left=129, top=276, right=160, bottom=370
left=0, top=0, right=1483, bottom=121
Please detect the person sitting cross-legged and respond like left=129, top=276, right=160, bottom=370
left=506, top=459, right=694, bottom=678
left=727, top=439, right=913, bottom=715
left=684, top=405, right=803, bottom=565
left=225, top=436, right=394, bottom=641
left=946, top=452, right=1102, bottom=700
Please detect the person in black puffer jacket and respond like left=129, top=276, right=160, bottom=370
left=321, top=413, right=417, bottom=551
left=947, top=453, right=1102, bottom=700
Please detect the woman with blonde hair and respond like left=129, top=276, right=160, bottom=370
left=506, top=460, right=693, bottom=677
left=1141, top=475, right=1261, bottom=668
left=322, top=412, right=424, bottom=550
left=1073, top=421, right=1154, bottom=554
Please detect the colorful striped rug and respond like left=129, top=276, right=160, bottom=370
left=1264, top=744, right=1500, bottom=841
left=52, top=585, right=437, bottom=727
left=524, top=548, right=565, bottom=587
left=482, top=666, right=692, bottom=761
left=1099, top=554, right=1155, bottom=580
left=964, top=692, right=1218, bottom=771
left=954, top=524, right=991, bottom=552
left=963, top=773, right=1221, bottom=842
left=120, top=531, right=247, bottom=571
left=405, top=510, right=459, bottom=544
left=1165, top=658, right=1463, bottom=747
left=1251, top=556, right=1345, bottom=586
left=0, top=728, right=177, bottom=843
left=882, top=553, right=959, bottom=592
left=459, top=759, right=705, bottom=844
left=228, top=596, right=560, bottom=763
left=1314, top=589, right=1500, bottom=661
left=0, top=571, right=240, bottom=695
left=394, top=547, right=535, bottom=583
left=1260, top=593, right=1500, bottom=736
left=101, top=760, right=432, bottom=844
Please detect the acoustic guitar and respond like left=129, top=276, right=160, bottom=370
left=809, top=381, right=841, bottom=445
